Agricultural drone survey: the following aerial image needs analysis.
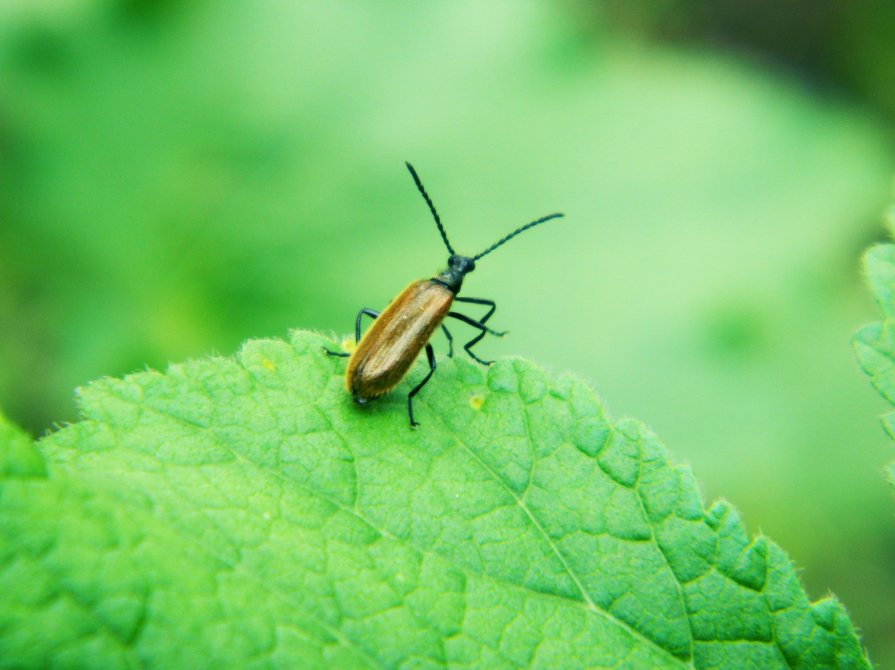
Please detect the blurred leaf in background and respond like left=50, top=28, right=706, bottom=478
left=582, top=0, right=895, bottom=121
left=0, top=0, right=893, bottom=664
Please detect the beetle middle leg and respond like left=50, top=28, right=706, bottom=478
left=407, top=343, right=436, bottom=428
left=441, top=324, right=454, bottom=357
left=324, top=308, right=380, bottom=357
left=447, top=311, right=507, bottom=366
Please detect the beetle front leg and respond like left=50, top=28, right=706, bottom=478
left=454, top=296, right=497, bottom=326
left=446, top=311, right=507, bottom=366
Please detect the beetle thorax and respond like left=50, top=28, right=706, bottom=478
left=433, top=254, right=476, bottom=293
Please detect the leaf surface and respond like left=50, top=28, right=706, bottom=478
left=854, top=217, right=895, bottom=489
left=0, top=332, right=871, bottom=668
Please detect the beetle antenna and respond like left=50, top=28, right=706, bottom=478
left=473, top=213, right=564, bottom=261
left=406, top=162, right=455, bottom=256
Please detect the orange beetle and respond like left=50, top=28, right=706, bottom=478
left=327, top=162, right=563, bottom=427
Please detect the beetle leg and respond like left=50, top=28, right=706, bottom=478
left=441, top=324, right=454, bottom=357
left=453, top=298, right=502, bottom=362
left=407, top=343, right=436, bottom=428
left=324, top=307, right=381, bottom=357
left=447, top=311, right=506, bottom=336
left=355, top=308, right=380, bottom=343
left=463, top=329, right=491, bottom=365
left=454, top=296, right=497, bottom=326
left=446, top=311, right=507, bottom=366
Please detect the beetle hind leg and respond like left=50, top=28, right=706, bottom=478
left=323, top=307, right=381, bottom=357
left=407, top=343, right=437, bottom=428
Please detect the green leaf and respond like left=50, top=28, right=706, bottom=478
left=0, top=331, right=870, bottom=668
left=854, top=210, right=895, bottom=478
left=0, top=410, right=45, bottom=479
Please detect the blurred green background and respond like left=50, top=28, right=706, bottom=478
left=1, top=0, right=894, bottom=664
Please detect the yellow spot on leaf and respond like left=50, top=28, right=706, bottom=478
left=262, top=358, right=276, bottom=371
left=469, top=393, right=485, bottom=411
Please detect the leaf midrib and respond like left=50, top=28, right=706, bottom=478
left=417, top=385, right=693, bottom=668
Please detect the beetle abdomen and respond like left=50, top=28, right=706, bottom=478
left=346, top=280, right=453, bottom=402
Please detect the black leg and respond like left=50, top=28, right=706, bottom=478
left=441, top=324, right=454, bottom=357
left=462, top=330, right=491, bottom=366
left=446, top=311, right=507, bottom=366
left=447, top=311, right=506, bottom=336
left=407, top=343, right=436, bottom=428
left=454, top=298, right=498, bottom=362
left=354, top=308, right=380, bottom=343
left=324, top=308, right=380, bottom=357
left=454, top=296, right=497, bottom=326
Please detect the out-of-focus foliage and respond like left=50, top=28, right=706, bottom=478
left=585, top=0, right=895, bottom=121
left=855, top=207, right=895, bottom=482
left=0, top=0, right=893, bottom=664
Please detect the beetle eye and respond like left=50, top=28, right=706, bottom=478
left=447, top=254, right=474, bottom=274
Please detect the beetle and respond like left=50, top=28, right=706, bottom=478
left=326, top=162, right=563, bottom=427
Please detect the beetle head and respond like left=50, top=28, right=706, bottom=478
left=448, top=254, right=476, bottom=275
left=435, top=254, right=476, bottom=293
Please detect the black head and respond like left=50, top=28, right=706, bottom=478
left=405, top=162, right=563, bottom=294
left=436, top=254, right=476, bottom=293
